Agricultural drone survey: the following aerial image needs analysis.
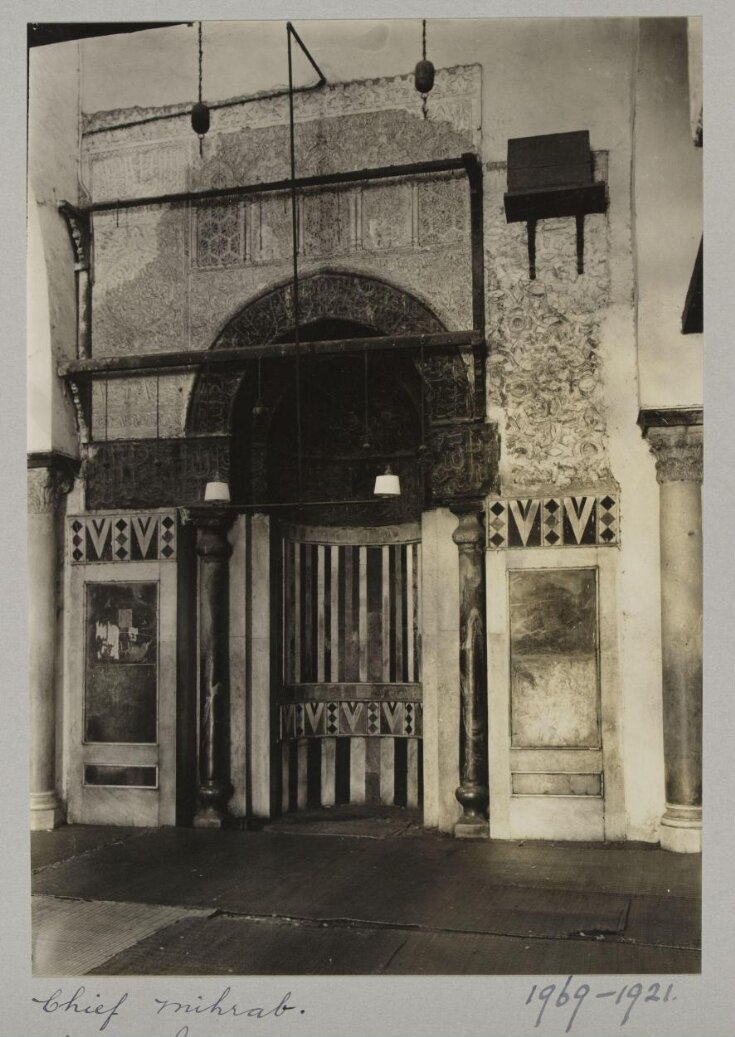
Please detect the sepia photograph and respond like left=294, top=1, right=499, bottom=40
left=25, top=11, right=706, bottom=997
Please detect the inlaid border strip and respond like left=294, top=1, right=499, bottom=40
left=68, top=511, right=177, bottom=563
left=486, top=492, right=618, bottom=550
left=280, top=700, right=423, bottom=740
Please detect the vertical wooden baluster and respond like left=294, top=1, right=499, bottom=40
left=321, top=737, right=336, bottom=807
left=350, top=736, right=366, bottom=804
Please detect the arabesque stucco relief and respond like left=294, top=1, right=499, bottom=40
left=485, top=159, right=614, bottom=494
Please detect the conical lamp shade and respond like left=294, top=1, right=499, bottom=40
left=204, top=479, right=230, bottom=503
left=374, top=466, right=401, bottom=497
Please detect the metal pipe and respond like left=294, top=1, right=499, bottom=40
left=462, top=151, right=487, bottom=418
left=183, top=497, right=398, bottom=515
left=287, top=21, right=327, bottom=86
left=82, top=158, right=468, bottom=214
left=287, top=22, right=303, bottom=496
left=59, top=330, right=484, bottom=379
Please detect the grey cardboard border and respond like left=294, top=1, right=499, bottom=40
left=3, top=2, right=733, bottom=1035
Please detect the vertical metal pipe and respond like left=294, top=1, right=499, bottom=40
left=287, top=24, right=303, bottom=495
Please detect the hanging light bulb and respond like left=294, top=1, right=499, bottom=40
left=374, top=465, right=401, bottom=498
left=191, top=22, right=210, bottom=153
left=414, top=19, right=435, bottom=119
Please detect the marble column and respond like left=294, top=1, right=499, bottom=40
left=646, top=421, right=703, bottom=853
left=451, top=505, right=489, bottom=839
left=28, top=455, right=76, bottom=830
left=190, top=504, right=235, bottom=828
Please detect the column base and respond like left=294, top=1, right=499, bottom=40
left=660, top=804, right=702, bottom=853
left=193, top=805, right=233, bottom=830
left=454, top=819, right=489, bottom=840
left=30, top=791, right=64, bottom=831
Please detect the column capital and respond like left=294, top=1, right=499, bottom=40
left=451, top=505, right=484, bottom=548
left=646, top=424, right=703, bottom=484
left=185, top=503, right=236, bottom=558
left=27, top=453, right=79, bottom=514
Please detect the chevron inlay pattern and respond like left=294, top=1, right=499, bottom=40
left=280, top=700, right=423, bottom=740
left=68, top=512, right=177, bottom=563
left=486, top=493, right=619, bottom=549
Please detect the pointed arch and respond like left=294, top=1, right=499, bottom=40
left=186, top=270, right=447, bottom=436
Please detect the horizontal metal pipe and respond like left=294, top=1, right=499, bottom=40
left=60, top=329, right=484, bottom=379
left=182, top=498, right=393, bottom=515
left=82, top=157, right=470, bottom=214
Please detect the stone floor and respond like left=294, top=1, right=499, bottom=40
left=31, top=811, right=701, bottom=976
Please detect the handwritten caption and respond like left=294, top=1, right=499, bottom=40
left=525, top=975, right=677, bottom=1031
left=31, top=985, right=303, bottom=1035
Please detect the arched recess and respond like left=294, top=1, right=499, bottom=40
left=186, top=270, right=474, bottom=439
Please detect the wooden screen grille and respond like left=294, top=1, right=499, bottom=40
left=280, top=536, right=422, bottom=812
left=282, top=541, right=421, bottom=684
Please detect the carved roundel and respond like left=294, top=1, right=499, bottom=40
left=186, top=271, right=447, bottom=436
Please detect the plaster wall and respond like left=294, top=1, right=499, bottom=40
left=421, top=508, right=461, bottom=833
left=28, top=42, right=82, bottom=457
left=635, top=18, right=703, bottom=408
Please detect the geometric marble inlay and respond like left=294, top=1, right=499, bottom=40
left=68, top=511, right=177, bottom=563
left=280, top=700, right=423, bottom=739
left=486, top=492, right=619, bottom=550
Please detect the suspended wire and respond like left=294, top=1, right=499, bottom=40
left=363, top=349, right=370, bottom=450
left=421, top=19, right=428, bottom=120
left=197, top=22, right=204, bottom=158
left=419, top=342, right=426, bottom=451
left=198, top=22, right=203, bottom=103
left=287, top=25, right=303, bottom=496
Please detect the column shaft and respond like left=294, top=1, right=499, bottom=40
left=647, top=423, right=703, bottom=852
left=191, top=506, right=235, bottom=828
left=28, top=461, right=74, bottom=830
left=452, top=507, right=489, bottom=838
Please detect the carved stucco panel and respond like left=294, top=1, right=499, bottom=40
left=82, top=64, right=481, bottom=154
left=86, top=139, right=192, bottom=201
left=361, top=183, right=413, bottom=251
left=301, top=188, right=355, bottom=258
left=187, top=110, right=477, bottom=194
left=256, top=195, right=298, bottom=264
left=417, top=176, right=468, bottom=247
left=188, top=250, right=471, bottom=356
left=196, top=200, right=244, bottom=268
left=93, top=207, right=189, bottom=356
left=485, top=165, right=613, bottom=494
left=91, top=374, right=195, bottom=440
